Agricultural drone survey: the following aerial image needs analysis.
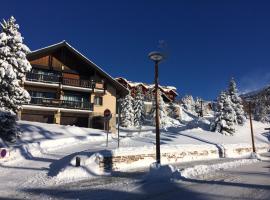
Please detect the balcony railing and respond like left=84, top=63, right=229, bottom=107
left=26, top=72, right=105, bottom=90
left=26, top=73, right=60, bottom=83
left=30, top=97, right=93, bottom=110
left=62, top=77, right=95, bottom=88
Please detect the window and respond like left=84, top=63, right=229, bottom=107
left=29, top=91, right=56, bottom=99
left=94, top=96, right=103, bottom=106
left=63, top=92, right=89, bottom=102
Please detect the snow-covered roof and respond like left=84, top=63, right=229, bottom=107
left=121, top=80, right=179, bottom=96
left=28, top=41, right=129, bottom=96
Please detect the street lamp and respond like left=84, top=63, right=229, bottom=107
left=148, top=51, right=164, bottom=165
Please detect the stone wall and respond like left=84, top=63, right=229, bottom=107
left=95, top=143, right=269, bottom=172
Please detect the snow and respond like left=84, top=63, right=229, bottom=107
left=147, top=163, right=175, bottom=180
left=175, top=158, right=259, bottom=179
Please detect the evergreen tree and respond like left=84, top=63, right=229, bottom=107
left=194, top=97, right=202, bottom=117
left=120, top=94, right=134, bottom=127
left=254, top=95, right=270, bottom=123
left=150, top=90, right=170, bottom=128
left=133, top=86, right=145, bottom=127
left=210, top=91, right=236, bottom=135
left=0, top=16, right=31, bottom=141
left=181, top=95, right=195, bottom=112
left=227, top=78, right=246, bottom=125
left=167, top=102, right=181, bottom=120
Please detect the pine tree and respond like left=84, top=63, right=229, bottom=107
left=167, top=102, right=181, bottom=120
left=254, top=95, right=270, bottom=123
left=227, top=78, right=246, bottom=125
left=181, top=95, right=195, bottom=112
left=0, top=16, right=31, bottom=141
left=0, top=16, right=31, bottom=112
left=150, top=90, right=169, bottom=128
left=133, top=86, right=145, bottom=127
left=210, top=91, right=236, bottom=135
left=120, top=94, right=134, bottom=127
left=194, top=97, right=202, bottom=117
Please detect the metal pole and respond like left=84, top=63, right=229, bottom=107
left=118, top=100, right=120, bottom=148
left=155, top=61, right=161, bottom=164
left=248, top=102, right=256, bottom=153
left=106, top=121, right=109, bottom=147
left=200, top=100, right=203, bottom=117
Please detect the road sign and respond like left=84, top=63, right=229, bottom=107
left=104, top=109, right=112, bottom=122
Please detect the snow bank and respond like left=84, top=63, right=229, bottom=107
left=147, top=163, right=175, bottom=180
left=175, top=159, right=259, bottom=179
left=55, top=153, right=109, bottom=183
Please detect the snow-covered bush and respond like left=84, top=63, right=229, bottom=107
left=133, top=86, right=145, bottom=127
left=0, top=109, right=18, bottom=142
left=227, top=78, right=246, bottom=125
left=120, top=94, right=134, bottom=127
left=210, top=91, right=236, bottom=135
left=0, top=16, right=31, bottom=141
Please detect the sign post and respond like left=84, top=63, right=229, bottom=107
left=104, top=109, right=112, bottom=147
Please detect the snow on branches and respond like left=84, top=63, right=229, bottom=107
left=0, top=16, right=31, bottom=141
left=0, top=16, right=31, bottom=113
left=211, top=78, right=246, bottom=135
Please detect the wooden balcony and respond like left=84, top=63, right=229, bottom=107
left=26, top=72, right=105, bottom=90
left=26, top=72, right=60, bottom=83
left=30, top=97, right=93, bottom=110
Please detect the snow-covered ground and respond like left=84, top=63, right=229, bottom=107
left=0, top=116, right=269, bottom=199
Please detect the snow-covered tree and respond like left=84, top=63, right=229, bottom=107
left=254, top=95, right=270, bottom=123
left=181, top=95, right=195, bottom=112
left=167, top=102, right=181, bottom=120
left=150, top=90, right=170, bottom=128
left=133, top=86, right=145, bottom=127
left=120, top=94, right=134, bottom=127
left=194, top=97, right=203, bottom=117
left=227, top=78, right=246, bottom=125
left=210, top=91, right=236, bottom=135
left=0, top=16, right=31, bottom=141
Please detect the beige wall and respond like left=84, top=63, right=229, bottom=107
left=92, top=84, right=116, bottom=115
left=91, top=84, right=117, bottom=133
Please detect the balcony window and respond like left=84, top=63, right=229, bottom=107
left=94, top=96, right=103, bottom=106
left=29, top=91, right=56, bottom=99
left=63, top=92, right=89, bottom=102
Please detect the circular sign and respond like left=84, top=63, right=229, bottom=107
left=104, top=109, right=111, bottom=117
left=0, top=149, right=7, bottom=158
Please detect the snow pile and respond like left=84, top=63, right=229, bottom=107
left=55, top=153, right=109, bottom=183
left=147, top=163, right=175, bottom=180
left=175, top=159, right=259, bottom=179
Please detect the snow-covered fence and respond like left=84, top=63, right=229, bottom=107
left=95, top=143, right=269, bottom=172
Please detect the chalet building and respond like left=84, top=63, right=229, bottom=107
left=19, top=41, right=129, bottom=132
left=115, top=77, right=178, bottom=102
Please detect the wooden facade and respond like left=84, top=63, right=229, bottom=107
left=21, top=41, right=128, bottom=131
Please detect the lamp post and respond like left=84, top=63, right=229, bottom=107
left=148, top=51, right=164, bottom=165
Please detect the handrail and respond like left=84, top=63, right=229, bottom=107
left=26, top=72, right=104, bottom=90
left=30, top=97, right=93, bottom=110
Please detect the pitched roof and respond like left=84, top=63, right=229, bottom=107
left=27, top=41, right=129, bottom=96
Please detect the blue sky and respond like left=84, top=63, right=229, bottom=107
left=2, top=0, right=270, bottom=100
